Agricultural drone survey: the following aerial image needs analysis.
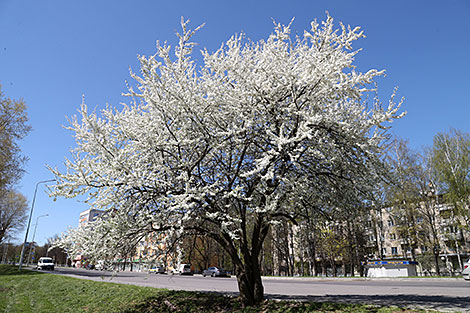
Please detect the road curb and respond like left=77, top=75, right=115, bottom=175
left=261, top=276, right=463, bottom=282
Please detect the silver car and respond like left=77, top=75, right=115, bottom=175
left=202, top=266, right=230, bottom=277
left=463, top=258, right=470, bottom=281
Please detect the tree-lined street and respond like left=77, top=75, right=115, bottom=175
left=2, top=1, right=470, bottom=311
left=47, top=267, right=470, bottom=312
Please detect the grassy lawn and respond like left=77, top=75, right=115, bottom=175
left=0, top=265, right=432, bottom=313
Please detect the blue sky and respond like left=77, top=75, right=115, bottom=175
left=1, top=0, right=469, bottom=246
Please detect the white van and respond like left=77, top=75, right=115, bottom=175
left=37, top=257, right=54, bottom=270
left=463, top=258, right=469, bottom=281
left=172, top=263, right=193, bottom=275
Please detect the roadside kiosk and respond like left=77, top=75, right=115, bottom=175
left=364, top=260, right=418, bottom=277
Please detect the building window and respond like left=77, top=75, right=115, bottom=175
left=390, top=233, right=396, bottom=240
left=391, top=247, right=398, bottom=255
left=388, top=219, right=395, bottom=227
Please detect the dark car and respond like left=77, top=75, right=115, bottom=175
left=202, top=267, right=230, bottom=277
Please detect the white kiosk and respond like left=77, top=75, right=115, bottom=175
left=365, top=260, right=418, bottom=277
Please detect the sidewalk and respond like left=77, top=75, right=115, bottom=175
left=261, top=275, right=463, bottom=281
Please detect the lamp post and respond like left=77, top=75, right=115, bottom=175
left=18, top=179, right=55, bottom=270
left=26, top=214, right=49, bottom=265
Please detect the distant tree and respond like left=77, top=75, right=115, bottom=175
left=386, top=139, right=445, bottom=274
left=0, top=190, right=29, bottom=244
left=431, top=129, right=470, bottom=230
left=45, top=235, right=68, bottom=265
left=386, top=139, right=424, bottom=261
left=271, top=220, right=293, bottom=276
left=0, top=86, right=31, bottom=244
left=344, top=209, right=370, bottom=277
left=430, top=129, right=470, bottom=270
left=294, top=167, right=373, bottom=277
left=50, top=16, right=403, bottom=306
left=296, top=210, right=320, bottom=276
left=182, top=234, right=217, bottom=272
left=1, top=242, right=22, bottom=264
left=418, top=151, right=444, bottom=275
left=318, top=226, right=345, bottom=277
left=0, top=85, right=31, bottom=190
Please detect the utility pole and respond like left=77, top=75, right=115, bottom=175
left=18, top=179, right=55, bottom=270
left=26, top=214, right=48, bottom=265
left=1, top=239, right=9, bottom=264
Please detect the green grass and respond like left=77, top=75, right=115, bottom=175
left=0, top=265, right=432, bottom=313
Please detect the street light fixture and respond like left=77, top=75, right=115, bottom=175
left=26, top=214, right=49, bottom=265
left=18, top=179, right=55, bottom=270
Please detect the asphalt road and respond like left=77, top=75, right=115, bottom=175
left=42, top=267, right=470, bottom=312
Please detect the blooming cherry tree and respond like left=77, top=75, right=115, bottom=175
left=50, top=15, right=404, bottom=305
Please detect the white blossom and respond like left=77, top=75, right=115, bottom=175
left=49, top=15, right=404, bottom=304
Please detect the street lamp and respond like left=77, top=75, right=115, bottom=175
left=26, top=214, right=49, bottom=265
left=18, top=179, right=55, bottom=270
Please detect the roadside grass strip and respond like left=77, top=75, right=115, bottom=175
left=0, top=265, right=435, bottom=312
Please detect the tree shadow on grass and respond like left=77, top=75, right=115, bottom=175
left=121, top=290, right=470, bottom=313
left=0, top=264, right=44, bottom=276
left=266, top=293, right=470, bottom=312
left=121, top=290, right=238, bottom=313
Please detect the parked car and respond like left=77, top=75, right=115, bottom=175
left=202, top=267, right=230, bottom=277
left=172, top=263, right=193, bottom=275
left=149, top=266, right=165, bottom=274
left=463, top=258, right=470, bottom=281
left=37, top=257, right=54, bottom=271
left=95, top=261, right=105, bottom=271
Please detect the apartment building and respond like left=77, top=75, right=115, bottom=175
left=78, top=209, right=104, bottom=227
left=73, top=208, right=105, bottom=268
left=367, top=199, right=469, bottom=275
left=271, top=197, right=470, bottom=277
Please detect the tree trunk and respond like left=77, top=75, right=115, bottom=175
left=210, top=215, right=270, bottom=307
left=330, top=257, right=337, bottom=277
left=0, top=231, right=5, bottom=246
left=235, top=261, right=264, bottom=306
left=434, top=251, right=441, bottom=276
